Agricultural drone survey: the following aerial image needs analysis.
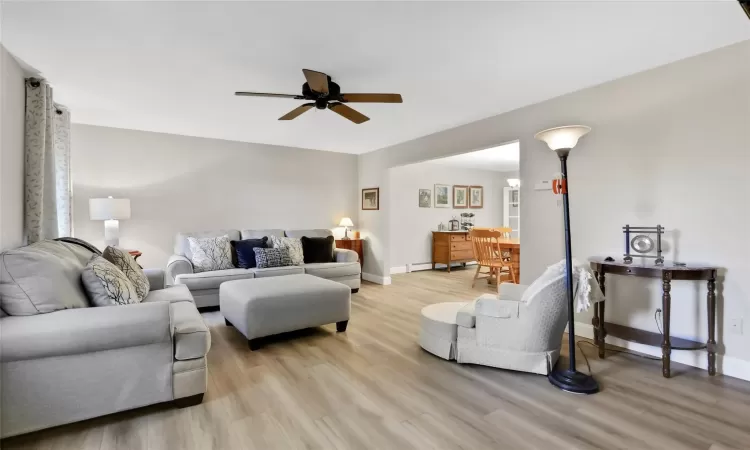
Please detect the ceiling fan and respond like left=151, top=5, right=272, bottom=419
left=235, top=69, right=403, bottom=124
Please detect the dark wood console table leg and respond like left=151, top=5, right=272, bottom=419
left=707, top=272, right=717, bottom=376
left=594, top=271, right=607, bottom=358
left=661, top=271, right=672, bottom=378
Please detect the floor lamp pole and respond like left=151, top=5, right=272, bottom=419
left=547, top=148, right=600, bottom=395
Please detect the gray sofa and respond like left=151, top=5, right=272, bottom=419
left=166, top=228, right=361, bottom=308
left=0, top=240, right=211, bottom=438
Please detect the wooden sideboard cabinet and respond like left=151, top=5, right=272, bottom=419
left=432, top=231, right=474, bottom=272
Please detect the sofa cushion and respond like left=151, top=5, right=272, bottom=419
left=300, top=236, right=335, bottom=263
left=253, top=247, right=293, bottom=268
left=103, top=246, right=150, bottom=301
left=249, top=266, right=305, bottom=278
left=187, top=235, right=234, bottom=273
left=143, top=284, right=194, bottom=304
left=301, top=262, right=360, bottom=279
left=81, top=256, right=140, bottom=306
left=270, top=236, right=304, bottom=265
left=170, top=301, right=211, bottom=361
left=230, top=237, right=268, bottom=269
left=175, top=268, right=254, bottom=291
left=240, top=229, right=285, bottom=240
left=0, top=240, right=92, bottom=316
left=285, top=229, right=333, bottom=239
left=174, top=230, right=240, bottom=260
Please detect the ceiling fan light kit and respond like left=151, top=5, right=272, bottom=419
left=235, top=69, right=403, bottom=124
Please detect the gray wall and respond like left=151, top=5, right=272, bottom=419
left=388, top=163, right=515, bottom=269
left=356, top=41, right=750, bottom=372
left=0, top=46, right=26, bottom=251
left=71, top=124, right=359, bottom=268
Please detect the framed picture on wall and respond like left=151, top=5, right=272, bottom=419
left=453, top=185, right=468, bottom=208
left=469, top=186, right=484, bottom=208
left=434, top=184, right=450, bottom=208
left=419, top=189, right=432, bottom=208
left=362, top=187, right=380, bottom=210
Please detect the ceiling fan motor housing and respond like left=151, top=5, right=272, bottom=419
left=302, top=78, right=342, bottom=108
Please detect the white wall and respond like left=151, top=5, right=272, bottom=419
left=0, top=45, right=26, bottom=251
left=388, top=163, right=516, bottom=270
left=71, top=124, right=359, bottom=269
left=355, top=40, right=750, bottom=377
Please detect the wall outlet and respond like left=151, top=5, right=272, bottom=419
left=729, top=318, right=743, bottom=335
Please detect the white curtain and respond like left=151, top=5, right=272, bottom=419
left=24, top=78, right=71, bottom=243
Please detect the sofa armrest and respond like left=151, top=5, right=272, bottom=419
left=0, top=302, right=171, bottom=362
left=166, top=255, right=193, bottom=285
left=475, top=294, right=522, bottom=319
left=144, top=268, right=165, bottom=290
left=334, top=248, right=359, bottom=263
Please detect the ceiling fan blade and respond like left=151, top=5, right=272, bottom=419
left=341, top=93, right=403, bottom=103
left=302, top=69, right=329, bottom=94
left=279, top=103, right=315, bottom=120
left=235, top=92, right=303, bottom=99
left=328, top=103, right=370, bottom=124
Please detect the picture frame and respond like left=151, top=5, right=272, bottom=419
left=453, top=185, right=468, bottom=208
left=469, top=185, right=484, bottom=208
left=362, top=188, right=380, bottom=210
left=434, top=184, right=450, bottom=208
left=419, top=189, right=432, bottom=208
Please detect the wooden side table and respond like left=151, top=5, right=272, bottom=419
left=335, top=239, right=364, bottom=270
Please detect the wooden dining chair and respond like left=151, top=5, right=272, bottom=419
left=469, top=228, right=517, bottom=287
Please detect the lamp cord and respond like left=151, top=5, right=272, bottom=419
left=575, top=341, right=661, bottom=376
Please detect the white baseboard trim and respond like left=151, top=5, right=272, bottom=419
left=391, top=262, right=476, bottom=275
left=573, top=322, right=750, bottom=382
left=362, top=272, right=392, bottom=285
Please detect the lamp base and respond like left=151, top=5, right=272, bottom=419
left=548, top=368, right=599, bottom=395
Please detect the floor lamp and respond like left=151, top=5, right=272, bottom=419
left=534, top=125, right=599, bottom=395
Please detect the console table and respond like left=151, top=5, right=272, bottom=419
left=589, top=257, right=719, bottom=378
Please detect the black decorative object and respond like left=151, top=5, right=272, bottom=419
left=536, top=125, right=599, bottom=395
left=622, top=225, right=664, bottom=265
left=300, top=236, right=335, bottom=263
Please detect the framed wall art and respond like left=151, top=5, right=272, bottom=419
left=434, top=184, right=450, bottom=208
left=453, top=185, right=468, bottom=208
left=362, top=188, right=380, bottom=210
left=469, top=186, right=483, bottom=208
left=419, top=189, right=432, bottom=208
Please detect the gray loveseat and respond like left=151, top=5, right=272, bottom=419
left=166, top=228, right=361, bottom=308
left=0, top=240, right=211, bottom=438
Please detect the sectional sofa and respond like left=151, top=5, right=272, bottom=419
left=166, top=228, right=361, bottom=308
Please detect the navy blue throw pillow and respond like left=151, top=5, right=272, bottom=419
left=230, top=237, right=268, bottom=268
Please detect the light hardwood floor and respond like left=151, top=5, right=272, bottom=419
left=4, top=268, right=750, bottom=449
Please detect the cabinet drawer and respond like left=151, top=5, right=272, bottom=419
left=450, top=250, right=474, bottom=260
left=450, top=234, right=466, bottom=242
left=450, top=242, right=472, bottom=251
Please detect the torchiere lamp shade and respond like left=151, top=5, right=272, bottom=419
left=534, top=125, right=591, bottom=151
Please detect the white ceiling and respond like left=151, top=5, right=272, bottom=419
left=3, top=2, right=749, bottom=154
left=428, top=142, right=519, bottom=172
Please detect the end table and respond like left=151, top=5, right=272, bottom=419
left=335, top=239, right=364, bottom=270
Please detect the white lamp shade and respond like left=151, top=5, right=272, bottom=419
left=507, top=178, right=520, bottom=188
left=339, top=217, right=354, bottom=227
left=534, top=125, right=591, bottom=151
left=89, top=198, right=131, bottom=220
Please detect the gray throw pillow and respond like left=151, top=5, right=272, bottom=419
left=270, top=236, right=304, bottom=265
left=253, top=247, right=293, bottom=269
left=102, top=246, right=150, bottom=301
left=187, top=235, right=234, bottom=273
left=82, top=256, right=140, bottom=306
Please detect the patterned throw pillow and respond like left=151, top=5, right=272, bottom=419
left=188, top=235, right=234, bottom=273
left=81, top=256, right=140, bottom=306
left=270, top=236, right=304, bottom=265
left=253, top=247, right=293, bottom=269
left=102, top=246, right=150, bottom=301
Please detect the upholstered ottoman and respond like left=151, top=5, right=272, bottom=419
left=419, top=302, right=469, bottom=360
left=220, top=274, right=351, bottom=350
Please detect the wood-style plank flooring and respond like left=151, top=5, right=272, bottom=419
left=4, top=268, right=750, bottom=449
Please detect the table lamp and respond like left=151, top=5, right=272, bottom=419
left=339, top=217, right=354, bottom=240
left=535, top=125, right=599, bottom=395
left=89, top=197, right=131, bottom=247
